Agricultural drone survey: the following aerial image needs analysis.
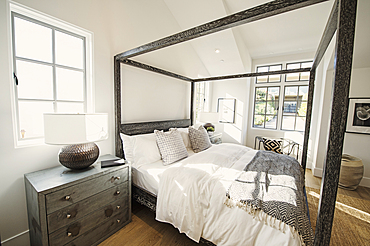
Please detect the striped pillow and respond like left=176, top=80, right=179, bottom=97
left=155, top=129, right=188, bottom=165
left=188, top=126, right=212, bottom=153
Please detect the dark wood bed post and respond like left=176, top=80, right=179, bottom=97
left=190, top=82, right=194, bottom=125
left=114, top=57, right=123, bottom=158
left=314, top=0, right=357, bottom=245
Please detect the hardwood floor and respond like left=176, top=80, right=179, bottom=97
left=99, top=169, right=370, bottom=245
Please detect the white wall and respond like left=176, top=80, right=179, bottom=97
left=0, top=0, right=198, bottom=245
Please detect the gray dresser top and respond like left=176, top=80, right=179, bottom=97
left=25, top=154, right=126, bottom=194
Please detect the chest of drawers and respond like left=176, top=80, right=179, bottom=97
left=24, top=157, right=131, bottom=246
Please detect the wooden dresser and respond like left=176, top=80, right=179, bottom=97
left=24, top=156, right=131, bottom=246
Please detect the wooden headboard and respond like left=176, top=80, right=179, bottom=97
left=116, top=119, right=191, bottom=158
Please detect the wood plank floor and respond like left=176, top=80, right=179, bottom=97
left=99, top=169, right=370, bottom=246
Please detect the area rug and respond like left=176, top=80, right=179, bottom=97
left=306, top=187, right=370, bottom=245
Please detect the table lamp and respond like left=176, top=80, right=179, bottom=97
left=44, top=113, right=108, bottom=170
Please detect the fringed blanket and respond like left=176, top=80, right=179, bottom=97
left=225, top=151, right=313, bottom=246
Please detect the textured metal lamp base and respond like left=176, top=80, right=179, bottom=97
left=59, top=142, right=99, bottom=170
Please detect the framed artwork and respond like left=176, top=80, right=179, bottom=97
left=346, top=98, right=370, bottom=135
left=217, top=98, right=236, bottom=123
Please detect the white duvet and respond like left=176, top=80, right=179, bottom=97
left=156, top=143, right=302, bottom=246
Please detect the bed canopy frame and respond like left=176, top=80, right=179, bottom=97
left=114, top=0, right=357, bottom=245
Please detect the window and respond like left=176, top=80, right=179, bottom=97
left=256, top=64, right=282, bottom=83
left=252, top=61, right=312, bottom=132
left=253, top=86, right=280, bottom=129
left=10, top=3, right=93, bottom=146
left=194, top=82, right=206, bottom=122
left=281, top=85, right=308, bottom=131
left=286, top=61, right=313, bottom=82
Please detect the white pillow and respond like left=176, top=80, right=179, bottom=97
left=170, top=127, right=191, bottom=150
left=155, top=129, right=188, bottom=165
left=188, top=125, right=212, bottom=153
left=120, top=133, right=161, bottom=168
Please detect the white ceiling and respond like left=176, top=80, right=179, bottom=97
left=135, top=0, right=369, bottom=77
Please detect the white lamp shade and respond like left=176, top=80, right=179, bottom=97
left=199, top=112, right=219, bottom=123
left=44, top=113, right=108, bottom=145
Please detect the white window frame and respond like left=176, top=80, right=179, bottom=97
left=252, top=61, right=311, bottom=132
left=194, top=82, right=210, bottom=123
left=9, top=1, right=94, bottom=147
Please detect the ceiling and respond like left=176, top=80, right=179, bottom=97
left=133, top=0, right=369, bottom=78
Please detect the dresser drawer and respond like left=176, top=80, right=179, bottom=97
left=49, top=197, right=128, bottom=246
left=47, top=182, right=128, bottom=233
left=64, top=212, right=129, bottom=246
left=46, top=168, right=128, bottom=214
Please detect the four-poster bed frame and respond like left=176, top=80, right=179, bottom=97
left=113, top=0, right=357, bottom=245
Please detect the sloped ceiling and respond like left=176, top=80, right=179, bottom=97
left=133, top=0, right=368, bottom=78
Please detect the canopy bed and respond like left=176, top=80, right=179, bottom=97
left=113, top=0, right=357, bottom=245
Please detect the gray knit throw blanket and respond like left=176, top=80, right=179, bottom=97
left=225, top=150, right=313, bottom=246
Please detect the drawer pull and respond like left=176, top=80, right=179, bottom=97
left=117, top=219, right=121, bottom=223
left=64, top=195, right=71, bottom=201
left=67, top=232, right=72, bottom=237
left=115, top=191, right=120, bottom=195
left=111, top=176, right=121, bottom=182
left=66, top=213, right=71, bottom=219
left=116, top=205, right=120, bottom=209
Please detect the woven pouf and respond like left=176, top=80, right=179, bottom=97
left=339, top=154, right=364, bottom=190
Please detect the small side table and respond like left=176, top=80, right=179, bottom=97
left=209, top=132, right=222, bottom=144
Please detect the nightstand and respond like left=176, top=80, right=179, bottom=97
left=24, top=155, right=131, bottom=246
left=209, top=132, right=222, bottom=144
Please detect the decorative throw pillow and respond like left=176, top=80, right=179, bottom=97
left=188, top=125, right=212, bottom=153
left=155, top=129, right=188, bottom=165
left=170, top=127, right=191, bottom=149
left=262, top=138, right=283, bottom=154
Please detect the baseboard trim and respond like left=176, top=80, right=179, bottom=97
left=312, top=167, right=370, bottom=188
left=1, top=230, right=28, bottom=245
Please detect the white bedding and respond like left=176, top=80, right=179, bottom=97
left=155, top=143, right=303, bottom=246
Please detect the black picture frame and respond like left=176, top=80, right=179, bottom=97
left=217, top=98, right=236, bottom=123
left=346, top=98, right=370, bottom=135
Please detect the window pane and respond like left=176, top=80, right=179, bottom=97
left=284, top=86, right=298, bottom=101
left=14, top=17, right=52, bottom=62
left=287, top=63, right=300, bottom=70
left=301, top=61, right=313, bottom=68
left=296, top=117, right=306, bottom=131
left=283, top=101, right=297, bottom=114
left=257, top=66, right=268, bottom=73
left=269, top=75, right=280, bottom=82
left=300, top=72, right=310, bottom=80
left=257, top=76, right=268, bottom=83
left=57, top=102, right=84, bottom=113
left=281, top=116, right=296, bottom=131
left=267, top=87, right=280, bottom=100
left=56, top=68, right=84, bottom=101
left=270, top=65, right=282, bottom=71
left=18, top=101, right=53, bottom=139
left=254, top=115, right=265, bottom=128
left=16, top=60, right=53, bottom=100
left=254, top=102, right=266, bottom=115
left=297, top=101, right=307, bottom=116
left=265, top=115, right=277, bottom=129
left=256, top=88, right=267, bottom=101
left=299, top=86, right=309, bottom=99
left=55, top=31, right=84, bottom=69
left=266, top=101, right=278, bottom=114
left=286, top=73, right=300, bottom=81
